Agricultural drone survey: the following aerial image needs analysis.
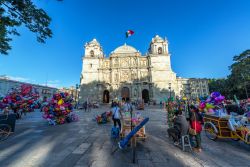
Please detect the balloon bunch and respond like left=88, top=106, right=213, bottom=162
left=199, top=92, right=225, bottom=113
left=0, top=84, right=40, bottom=115
left=42, top=92, right=78, bottom=125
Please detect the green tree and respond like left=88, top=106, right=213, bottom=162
left=228, top=50, right=250, bottom=99
left=0, top=0, right=56, bottom=55
left=208, top=50, right=250, bottom=99
left=208, top=78, right=232, bottom=99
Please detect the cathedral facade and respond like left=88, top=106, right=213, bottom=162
left=79, top=35, right=209, bottom=103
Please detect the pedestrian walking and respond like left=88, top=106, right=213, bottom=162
left=112, top=102, right=122, bottom=130
left=87, top=101, right=91, bottom=112
left=83, top=101, right=87, bottom=112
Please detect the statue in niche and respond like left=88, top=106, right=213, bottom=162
left=114, top=73, right=118, bottom=82
left=114, top=58, right=119, bottom=67
left=134, top=88, right=137, bottom=97
left=131, top=58, right=137, bottom=66
left=132, top=72, right=137, bottom=80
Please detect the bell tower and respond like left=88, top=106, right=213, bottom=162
left=149, top=35, right=168, bottom=55
left=84, top=38, right=104, bottom=58
left=81, top=39, right=103, bottom=85
left=148, top=35, right=177, bottom=102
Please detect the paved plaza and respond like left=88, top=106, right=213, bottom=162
left=0, top=105, right=249, bottom=167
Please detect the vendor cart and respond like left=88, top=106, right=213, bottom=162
left=120, top=118, right=146, bottom=144
left=204, top=114, right=250, bottom=144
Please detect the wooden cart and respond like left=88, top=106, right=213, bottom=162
left=120, top=118, right=146, bottom=144
left=204, top=114, right=250, bottom=144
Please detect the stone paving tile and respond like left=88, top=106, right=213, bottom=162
left=58, top=154, right=83, bottom=167
left=90, top=160, right=108, bottom=167
left=138, top=160, right=154, bottom=167
left=72, top=143, right=91, bottom=154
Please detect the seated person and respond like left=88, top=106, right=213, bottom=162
left=167, top=110, right=190, bottom=145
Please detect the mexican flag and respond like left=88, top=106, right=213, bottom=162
left=125, top=30, right=134, bottom=38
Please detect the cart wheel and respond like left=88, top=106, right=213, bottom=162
left=204, top=123, right=217, bottom=140
left=231, top=138, right=240, bottom=141
left=0, top=124, right=11, bottom=141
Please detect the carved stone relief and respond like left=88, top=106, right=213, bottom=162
left=122, top=58, right=129, bottom=67
left=121, top=71, right=129, bottom=81
left=114, top=73, right=119, bottom=82
left=140, top=60, right=147, bottom=67
left=131, top=71, right=137, bottom=80
left=105, top=61, right=109, bottom=68
left=131, top=57, right=137, bottom=67
left=114, top=58, right=119, bottom=67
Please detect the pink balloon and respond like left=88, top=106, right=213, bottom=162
left=208, top=108, right=214, bottom=113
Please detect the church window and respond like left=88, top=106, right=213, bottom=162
left=89, top=63, right=92, bottom=69
left=158, top=47, right=162, bottom=54
left=90, top=50, right=94, bottom=57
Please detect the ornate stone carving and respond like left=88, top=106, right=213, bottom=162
left=105, top=61, right=109, bottom=68
left=140, top=60, right=147, bottom=67
left=121, top=71, right=129, bottom=81
left=131, top=71, right=137, bottom=80
left=131, top=57, right=137, bottom=66
left=121, top=58, right=129, bottom=67
left=134, top=88, right=137, bottom=97
left=114, top=73, right=119, bottom=82
left=103, top=73, right=109, bottom=82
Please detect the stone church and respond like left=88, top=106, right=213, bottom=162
left=79, top=35, right=209, bottom=104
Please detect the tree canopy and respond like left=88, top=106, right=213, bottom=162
left=0, top=0, right=53, bottom=55
left=208, top=50, right=250, bottom=99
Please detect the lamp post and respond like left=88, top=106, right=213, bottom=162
left=75, top=84, right=79, bottom=109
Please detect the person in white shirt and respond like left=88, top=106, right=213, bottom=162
left=123, top=100, right=133, bottom=112
left=112, top=102, right=122, bottom=130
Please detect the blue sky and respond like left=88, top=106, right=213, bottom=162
left=1, top=0, right=250, bottom=88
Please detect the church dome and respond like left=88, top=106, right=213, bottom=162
left=113, top=44, right=137, bottom=54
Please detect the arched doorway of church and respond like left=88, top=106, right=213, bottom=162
left=121, top=87, right=130, bottom=101
left=142, top=89, right=149, bottom=103
left=103, top=90, right=109, bottom=103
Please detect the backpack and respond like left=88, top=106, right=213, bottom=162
left=111, top=126, right=120, bottom=138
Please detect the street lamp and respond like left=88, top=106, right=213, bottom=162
left=168, top=83, right=172, bottom=99
left=75, top=84, right=79, bottom=108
